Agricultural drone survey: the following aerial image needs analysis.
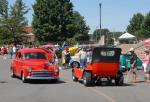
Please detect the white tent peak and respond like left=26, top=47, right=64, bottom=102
left=26, top=33, right=34, bottom=36
left=119, top=32, right=136, bottom=39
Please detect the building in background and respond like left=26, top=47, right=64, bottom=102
left=23, top=26, right=35, bottom=44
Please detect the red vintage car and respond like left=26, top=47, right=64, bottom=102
left=10, top=48, right=59, bottom=83
left=72, top=46, right=124, bottom=86
left=38, top=45, right=55, bottom=62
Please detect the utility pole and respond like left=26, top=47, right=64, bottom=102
left=96, top=26, right=98, bottom=42
left=99, top=3, right=102, bottom=39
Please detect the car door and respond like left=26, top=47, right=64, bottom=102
left=11, top=52, right=18, bottom=74
left=15, top=52, right=23, bottom=76
left=18, top=52, right=24, bottom=77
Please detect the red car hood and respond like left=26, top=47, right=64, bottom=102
left=23, top=60, right=53, bottom=70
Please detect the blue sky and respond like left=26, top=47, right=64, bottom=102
left=8, top=0, right=150, bottom=33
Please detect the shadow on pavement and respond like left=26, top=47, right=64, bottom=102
left=13, top=75, right=66, bottom=84
left=78, top=80, right=135, bottom=87
left=134, top=80, right=145, bottom=83
left=94, top=82, right=136, bottom=87
left=0, top=81, right=8, bottom=84
left=27, top=79, right=66, bottom=84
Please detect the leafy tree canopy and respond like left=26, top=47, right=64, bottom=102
left=126, top=12, right=150, bottom=38
left=127, top=13, right=144, bottom=34
left=0, top=0, right=29, bottom=44
left=32, top=0, right=89, bottom=44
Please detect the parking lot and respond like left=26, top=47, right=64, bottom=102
left=0, top=56, right=150, bottom=102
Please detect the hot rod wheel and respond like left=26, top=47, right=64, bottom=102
left=83, top=72, right=92, bottom=86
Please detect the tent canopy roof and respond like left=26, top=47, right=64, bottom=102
left=119, top=32, right=136, bottom=39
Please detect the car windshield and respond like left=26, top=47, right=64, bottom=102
left=25, top=52, right=47, bottom=60
left=100, top=50, right=115, bottom=56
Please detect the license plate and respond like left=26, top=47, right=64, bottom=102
left=101, top=78, right=107, bottom=81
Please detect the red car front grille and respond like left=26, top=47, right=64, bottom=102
left=31, top=70, right=53, bottom=76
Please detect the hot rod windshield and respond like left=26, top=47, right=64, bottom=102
left=25, top=52, right=47, bottom=60
left=92, top=47, right=121, bottom=62
left=100, top=50, right=115, bottom=56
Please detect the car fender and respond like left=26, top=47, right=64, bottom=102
left=82, top=65, right=93, bottom=78
left=20, top=66, right=28, bottom=77
left=70, top=56, right=80, bottom=63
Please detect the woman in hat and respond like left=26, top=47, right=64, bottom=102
left=143, top=49, right=150, bottom=83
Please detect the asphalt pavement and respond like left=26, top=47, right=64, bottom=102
left=0, top=56, right=150, bottom=102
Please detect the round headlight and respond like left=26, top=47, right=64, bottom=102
left=45, top=62, right=52, bottom=66
left=28, top=68, right=32, bottom=73
left=54, top=68, right=59, bottom=73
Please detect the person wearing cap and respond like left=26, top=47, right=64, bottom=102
left=142, top=49, right=150, bottom=83
left=129, top=48, right=138, bottom=83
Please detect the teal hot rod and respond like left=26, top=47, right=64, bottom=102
left=120, top=54, right=142, bottom=72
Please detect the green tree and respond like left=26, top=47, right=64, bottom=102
left=0, top=0, right=29, bottom=44
left=67, top=11, right=89, bottom=42
left=0, top=0, right=8, bottom=18
left=93, top=28, right=114, bottom=44
left=32, top=0, right=89, bottom=44
left=32, top=0, right=73, bottom=43
left=110, top=32, right=124, bottom=39
left=126, top=13, right=144, bottom=36
left=9, top=0, right=29, bottom=44
left=127, top=12, right=150, bottom=38
left=93, top=28, right=110, bottom=41
left=0, top=0, right=9, bottom=44
left=142, top=12, right=150, bottom=38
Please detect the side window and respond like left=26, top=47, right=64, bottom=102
left=17, top=52, right=22, bottom=59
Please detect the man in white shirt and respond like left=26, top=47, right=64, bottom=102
left=78, top=48, right=87, bottom=68
left=12, top=45, right=17, bottom=58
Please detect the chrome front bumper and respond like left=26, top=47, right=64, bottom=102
left=26, top=76, right=59, bottom=80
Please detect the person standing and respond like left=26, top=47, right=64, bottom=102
left=129, top=48, right=138, bottom=83
left=78, top=47, right=87, bottom=68
left=1, top=46, right=8, bottom=60
left=55, top=46, right=62, bottom=68
left=142, top=50, right=150, bottom=83
left=65, top=48, right=71, bottom=69
left=87, top=48, right=92, bottom=64
left=8, top=45, right=13, bottom=59
left=12, top=45, right=17, bottom=58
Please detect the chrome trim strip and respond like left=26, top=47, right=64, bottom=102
left=26, top=76, right=59, bottom=80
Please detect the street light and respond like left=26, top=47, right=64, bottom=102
left=99, top=3, right=102, bottom=39
left=96, top=26, right=98, bottom=42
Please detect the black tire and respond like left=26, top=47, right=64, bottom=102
left=52, top=79, right=59, bottom=83
left=72, top=71, right=78, bottom=81
left=107, top=78, right=112, bottom=85
left=11, top=69, right=16, bottom=78
left=71, top=61, right=80, bottom=68
left=83, top=72, right=92, bottom=86
left=21, top=72, right=28, bottom=83
left=115, top=72, right=124, bottom=86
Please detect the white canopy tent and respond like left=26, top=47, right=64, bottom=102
left=118, top=32, right=136, bottom=40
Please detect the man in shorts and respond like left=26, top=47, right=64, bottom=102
left=129, top=48, right=137, bottom=83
